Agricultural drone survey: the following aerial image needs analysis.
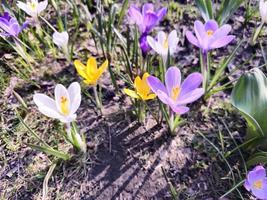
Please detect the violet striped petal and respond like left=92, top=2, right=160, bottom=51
left=204, top=19, right=218, bottom=31
left=142, top=3, right=154, bottom=15
left=165, top=67, right=181, bottom=97
left=143, top=12, right=158, bottom=33
left=156, top=7, right=167, bottom=23
left=180, top=72, right=203, bottom=97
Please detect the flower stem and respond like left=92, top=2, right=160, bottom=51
left=168, top=110, right=175, bottom=135
left=93, top=85, right=102, bottom=113
left=201, top=51, right=209, bottom=93
left=137, top=101, right=145, bottom=123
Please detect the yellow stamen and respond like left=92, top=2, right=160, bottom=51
left=206, top=30, right=214, bottom=36
left=163, top=37, right=168, bottom=49
left=60, top=96, right=69, bottom=116
left=171, top=86, right=181, bottom=101
left=253, top=180, right=263, bottom=189
left=27, top=2, right=37, bottom=10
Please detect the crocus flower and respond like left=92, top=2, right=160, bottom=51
left=74, top=57, right=108, bottom=85
left=128, top=3, right=167, bottom=56
left=52, top=31, right=69, bottom=53
left=17, top=0, right=48, bottom=19
left=147, top=67, right=204, bottom=114
left=244, top=165, right=267, bottom=200
left=0, top=12, right=27, bottom=37
left=186, top=20, right=235, bottom=53
left=147, top=30, right=178, bottom=64
left=260, top=0, right=267, bottom=23
left=124, top=73, right=156, bottom=101
left=128, top=3, right=167, bottom=34
left=33, top=82, right=81, bottom=123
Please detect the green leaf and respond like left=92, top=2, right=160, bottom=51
left=27, top=144, right=70, bottom=161
left=247, top=152, right=267, bottom=167
left=207, top=39, right=244, bottom=92
left=195, top=0, right=213, bottom=21
left=231, top=68, right=267, bottom=146
left=217, top=0, right=244, bottom=25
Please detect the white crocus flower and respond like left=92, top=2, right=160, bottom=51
left=147, top=30, right=179, bottom=64
left=52, top=31, right=69, bottom=59
left=33, top=82, right=81, bottom=123
left=260, top=0, right=267, bottom=23
left=17, top=0, right=48, bottom=19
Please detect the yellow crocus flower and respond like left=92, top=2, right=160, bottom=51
left=124, top=73, right=156, bottom=101
left=74, top=57, right=108, bottom=85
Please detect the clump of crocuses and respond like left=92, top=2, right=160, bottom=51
left=244, top=165, right=267, bottom=199
left=128, top=3, right=167, bottom=56
left=147, top=66, right=204, bottom=134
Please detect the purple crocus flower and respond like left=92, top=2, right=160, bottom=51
left=186, top=20, right=235, bottom=53
left=128, top=3, right=167, bottom=34
left=0, top=12, right=27, bottom=37
left=128, top=3, right=167, bottom=56
left=147, top=67, right=204, bottom=114
left=244, top=165, right=267, bottom=200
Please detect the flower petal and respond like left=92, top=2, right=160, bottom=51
left=157, top=31, right=167, bottom=46
left=169, top=105, right=189, bottom=115
left=68, top=82, right=81, bottom=115
left=209, top=35, right=235, bottom=49
left=54, top=84, right=70, bottom=114
left=165, top=66, right=181, bottom=97
left=58, top=114, right=77, bottom=123
left=213, top=24, right=232, bottom=39
left=128, top=5, right=143, bottom=32
left=156, top=7, right=167, bottom=23
left=142, top=3, right=154, bottom=15
left=124, top=88, right=140, bottom=99
left=244, top=179, right=251, bottom=191
left=180, top=72, right=203, bottom=97
left=99, top=59, right=109, bottom=74
left=186, top=31, right=199, bottom=48
left=143, top=13, right=158, bottom=33
left=204, top=20, right=218, bottom=31
left=74, top=60, right=88, bottom=80
left=147, top=75, right=167, bottom=94
left=177, top=88, right=204, bottom=105
left=251, top=178, right=267, bottom=199
left=156, top=89, right=171, bottom=104
left=86, top=57, right=98, bottom=77
left=194, top=20, right=205, bottom=44
left=37, top=0, right=48, bottom=14
left=248, top=166, right=266, bottom=184
left=33, top=93, right=61, bottom=119
left=168, top=30, right=178, bottom=55
left=147, top=35, right=160, bottom=54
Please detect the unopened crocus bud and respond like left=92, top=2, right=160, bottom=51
left=52, top=31, right=69, bottom=60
